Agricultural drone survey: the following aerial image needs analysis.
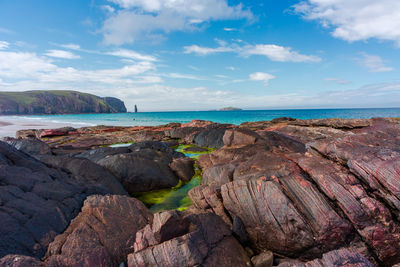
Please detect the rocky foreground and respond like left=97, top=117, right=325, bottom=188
left=1, top=117, right=400, bottom=266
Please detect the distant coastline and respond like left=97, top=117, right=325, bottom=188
left=219, top=106, right=243, bottom=111
left=0, top=90, right=127, bottom=115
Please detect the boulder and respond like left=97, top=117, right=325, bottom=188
left=223, top=128, right=261, bottom=147
left=169, top=157, right=195, bottom=182
left=3, top=137, right=52, bottom=157
left=128, top=212, right=251, bottom=267
left=76, top=146, right=132, bottom=162
left=44, top=195, right=153, bottom=267
left=0, top=141, right=94, bottom=258
left=96, top=150, right=180, bottom=193
left=38, top=155, right=128, bottom=195
left=164, top=127, right=201, bottom=140
left=77, top=141, right=187, bottom=194
left=202, top=163, right=235, bottom=186
left=193, top=127, right=228, bottom=149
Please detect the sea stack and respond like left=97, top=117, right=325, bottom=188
left=134, top=105, right=138, bottom=113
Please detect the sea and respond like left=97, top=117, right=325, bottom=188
left=5, top=108, right=400, bottom=127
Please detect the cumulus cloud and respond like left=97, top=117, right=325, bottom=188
left=249, top=72, right=275, bottom=85
left=184, top=41, right=321, bottom=63
left=44, top=50, right=81, bottom=59
left=293, top=0, right=400, bottom=45
left=0, top=49, right=156, bottom=85
left=0, top=41, right=9, bottom=50
left=102, top=0, right=253, bottom=44
left=357, top=53, right=394, bottom=72
left=242, top=44, right=321, bottom=63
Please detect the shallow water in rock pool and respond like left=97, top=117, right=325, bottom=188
left=134, top=144, right=214, bottom=213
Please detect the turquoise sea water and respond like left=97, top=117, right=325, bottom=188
left=6, top=108, right=400, bottom=127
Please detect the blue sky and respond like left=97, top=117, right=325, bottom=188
left=0, top=0, right=400, bottom=111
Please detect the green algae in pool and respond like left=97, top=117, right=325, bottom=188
left=175, top=144, right=214, bottom=159
left=135, top=144, right=213, bottom=213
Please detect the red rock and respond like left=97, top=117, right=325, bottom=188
left=292, top=153, right=400, bottom=264
left=223, top=128, right=261, bottom=147
left=188, top=185, right=232, bottom=226
left=182, top=120, right=215, bottom=127
left=169, top=157, right=195, bottom=182
left=277, top=248, right=375, bottom=267
left=221, top=179, right=315, bottom=255
left=45, top=195, right=153, bottom=267
left=40, top=127, right=75, bottom=138
left=128, top=212, right=251, bottom=267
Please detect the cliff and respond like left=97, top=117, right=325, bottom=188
left=0, top=90, right=127, bottom=115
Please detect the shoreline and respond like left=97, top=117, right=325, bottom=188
left=0, top=118, right=92, bottom=138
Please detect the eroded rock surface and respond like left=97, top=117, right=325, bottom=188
left=44, top=195, right=152, bottom=267
left=0, top=142, right=93, bottom=258
left=128, top=211, right=251, bottom=267
left=190, top=118, right=400, bottom=266
left=277, top=248, right=375, bottom=267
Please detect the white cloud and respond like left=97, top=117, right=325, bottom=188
left=0, top=50, right=156, bottom=85
left=60, top=43, right=81, bottom=50
left=44, top=50, right=81, bottom=59
left=324, top=78, right=350, bottom=85
left=0, top=51, right=57, bottom=79
left=227, top=66, right=237, bottom=71
left=0, top=41, right=9, bottom=50
left=224, top=27, right=237, bottom=32
left=357, top=53, right=393, bottom=72
left=107, top=49, right=157, bottom=61
left=183, top=44, right=234, bottom=55
left=102, top=0, right=253, bottom=44
left=243, top=44, right=321, bottom=63
left=184, top=41, right=321, bottom=63
left=164, top=72, right=205, bottom=80
left=249, top=72, right=275, bottom=85
left=293, top=0, right=400, bottom=45
left=101, top=5, right=115, bottom=13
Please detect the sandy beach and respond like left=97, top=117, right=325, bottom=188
left=0, top=117, right=89, bottom=138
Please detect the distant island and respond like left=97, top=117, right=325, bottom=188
left=0, top=90, right=127, bottom=115
left=219, top=106, right=242, bottom=111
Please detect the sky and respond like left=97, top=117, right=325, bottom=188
left=0, top=0, right=400, bottom=112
